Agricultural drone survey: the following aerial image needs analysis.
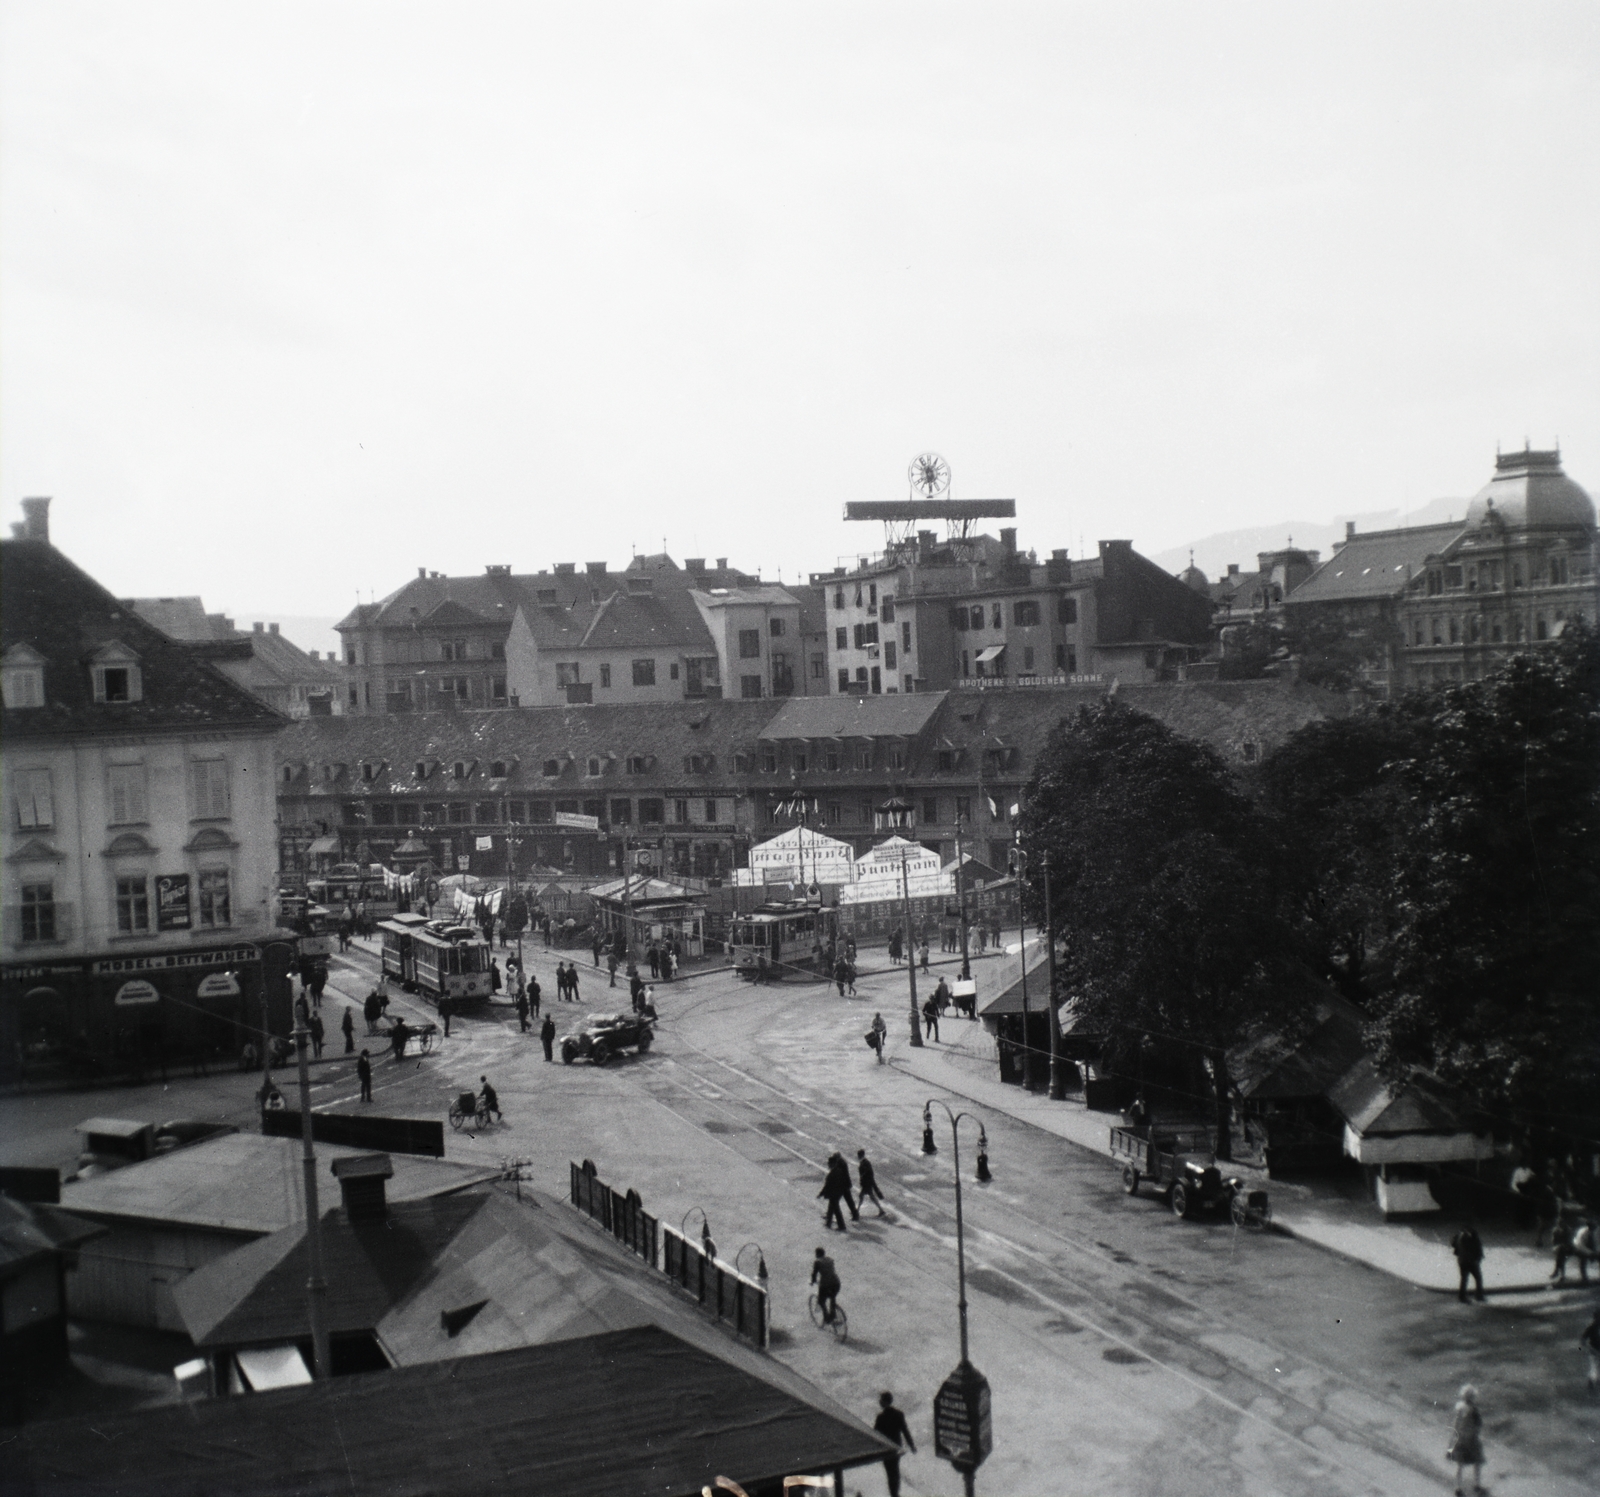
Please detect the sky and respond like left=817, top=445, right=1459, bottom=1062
left=4, top=1, right=1597, bottom=647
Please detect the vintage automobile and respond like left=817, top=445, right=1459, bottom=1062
left=1109, top=1124, right=1266, bottom=1222
left=560, top=1012, right=654, bottom=1066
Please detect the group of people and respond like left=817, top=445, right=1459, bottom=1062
left=552, top=961, right=583, bottom=1001
left=884, top=930, right=931, bottom=971
left=817, top=1148, right=887, bottom=1230
left=939, top=918, right=1004, bottom=954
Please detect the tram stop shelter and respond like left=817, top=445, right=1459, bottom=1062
left=589, top=875, right=706, bottom=959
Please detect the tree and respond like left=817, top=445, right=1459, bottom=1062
left=1280, top=613, right=1387, bottom=694
left=1023, top=699, right=1303, bottom=1158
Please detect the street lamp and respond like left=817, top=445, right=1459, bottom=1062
left=953, top=811, right=972, bottom=983
left=291, top=1011, right=330, bottom=1379
left=878, top=799, right=924, bottom=1048
left=682, top=1206, right=716, bottom=1262
left=921, top=1099, right=994, bottom=1495
left=733, top=1242, right=770, bottom=1287
left=1041, top=849, right=1067, bottom=1101
left=1007, top=843, right=1038, bottom=1092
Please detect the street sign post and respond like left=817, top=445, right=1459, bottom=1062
left=934, top=1359, right=992, bottom=1488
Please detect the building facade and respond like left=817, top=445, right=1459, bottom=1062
left=1, top=502, right=286, bottom=1081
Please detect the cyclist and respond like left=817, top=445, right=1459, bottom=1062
left=811, top=1246, right=841, bottom=1324
left=479, top=1075, right=503, bottom=1123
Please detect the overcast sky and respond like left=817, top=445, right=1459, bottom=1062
left=4, top=2, right=1596, bottom=638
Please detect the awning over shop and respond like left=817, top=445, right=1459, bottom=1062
left=306, top=835, right=340, bottom=856
left=974, top=644, right=1006, bottom=664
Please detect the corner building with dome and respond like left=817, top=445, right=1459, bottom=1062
left=1284, top=446, right=1598, bottom=694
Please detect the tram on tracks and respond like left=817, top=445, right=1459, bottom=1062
left=378, top=916, right=492, bottom=1007
left=729, top=902, right=838, bottom=980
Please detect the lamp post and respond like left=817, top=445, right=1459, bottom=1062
left=953, top=812, right=972, bottom=983
left=292, top=1011, right=331, bottom=1378
left=1008, top=844, right=1037, bottom=1091
left=920, top=1100, right=994, bottom=1495
left=878, top=798, right=924, bottom=1046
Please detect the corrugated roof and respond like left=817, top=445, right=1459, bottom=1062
left=9, top=1323, right=892, bottom=1497
left=1286, top=523, right=1464, bottom=604
left=1, top=540, right=286, bottom=740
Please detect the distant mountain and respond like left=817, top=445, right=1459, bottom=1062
left=1151, top=496, right=1468, bottom=581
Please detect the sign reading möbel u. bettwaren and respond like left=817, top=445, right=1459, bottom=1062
left=933, top=1360, right=992, bottom=1472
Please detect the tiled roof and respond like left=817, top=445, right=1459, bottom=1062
left=1287, top=523, right=1464, bottom=604
left=578, top=589, right=716, bottom=651
left=123, top=596, right=225, bottom=640
left=1, top=539, right=286, bottom=740
left=758, top=693, right=947, bottom=741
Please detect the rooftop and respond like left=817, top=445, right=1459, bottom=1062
left=758, top=692, right=947, bottom=741
left=1285, top=522, right=1466, bottom=605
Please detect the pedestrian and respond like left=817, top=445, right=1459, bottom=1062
left=1445, top=1383, right=1484, bottom=1496
left=887, top=930, right=902, bottom=965
left=479, top=1075, right=503, bottom=1122
left=357, top=1048, right=373, bottom=1102
left=490, top=958, right=502, bottom=995
left=516, top=989, right=530, bottom=1033
left=630, top=971, right=647, bottom=1013
left=441, top=998, right=452, bottom=1038
left=1581, top=1307, right=1600, bottom=1394
left=845, top=934, right=856, bottom=964
left=528, top=972, right=541, bottom=1017
left=818, top=1156, right=854, bottom=1231
left=1572, top=1218, right=1597, bottom=1284
left=554, top=961, right=567, bottom=1001
left=873, top=1392, right=916, bottom=1497
left=922, top=995, right=941, bottom=1042
left=1550, top=1218, right=1574, bottom=1283
left=810, top=1247, right=841, bottom=1322
left=857, top=1149, right=886, bottom=1216
left=1451, top=1222, right=1486, bottom=1303
left=363, top=990, right=381, bottom=1035
left=390, top=1019, right=409, bottom=1062
left=648, top=943, right=660, bottom=979
left=870, top=1011, right=887, bottom=1064
left=540, top=1013, right=556, bottom=1062
left=661, top=947, right=675, bottom=981
left=341, top=1006, right=355, bottom=1054
left=834, top=958, right=851, bottom=998
left=567, top=963, right=580, bottom=1003
left=592, top=936, right=604, bottom=969
left=608, top=951, right=620, bottom=988
left=919, top=940, right=930, bottom=973
left=295, top=993, right=310, bottom=1028
left=309, top=1010, right=325, bottom=1059
left=310, top=965, right=327, bottom=1009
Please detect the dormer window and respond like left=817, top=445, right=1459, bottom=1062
left=490, top=760, right=508, bottom=778
left=362, top=762, right=378, bottom=782
left=453, top=761, right=469, bottom=781
left=415, top=760, right=429, bottom=780
left=1, top=645, right=46, bottom=708
left=542, top=758, right=562, bottom=778
left=89, top=643, right=143, bottom=704
left=587, top=757, right=603, bottom=777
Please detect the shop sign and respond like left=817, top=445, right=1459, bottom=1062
left=157, top=874, right=192, bottom=931
left=475, top=836, right=493, bottom=851
left=457, top=855, right=471, bottom=871
left=197, top=971, right=241, bottom=998
left=95, top=945, right=261, bottom=976
left=933, top=1360, right=992, bottom=1471
left=114, top=979, right=160, bottom=1007
left=555, top=810, right=600, bottom=832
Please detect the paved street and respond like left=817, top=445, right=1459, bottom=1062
left=6, top=940, right=1596, bottom=1497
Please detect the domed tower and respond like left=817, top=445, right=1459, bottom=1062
left=1178, top=552, right=1210, bottom=595
left=1464, top=445, right=1596, bottom=533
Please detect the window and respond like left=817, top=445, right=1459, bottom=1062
left=346, top=648, right=358, bottom=666
left=447, top=803, right=470, bottom=823
left=1449, top=617, right=1461, bottom=644
left=343, top=802, right=367, bottom=825
left=825, top=750, right=840, bottom=772
left=970, top=606, right=984, bottom=631
left=761, top=752, right=777, bottom=773
left=625, top=755, right=649, bottom=774
left=956, top=796, right=972, bottom=821
left=371, top=803, right=396, bottom=826
left=810, top=654, right=825, bottom=679
left=441, top=676, right=470, bottom=700
left=885, top=641, right=897, bottom=669
left=489, top=761, right=508, bottom=778
left=1, top=661, right=43, bottom=708
left=190, top=759, right=231, bottom=818
left=597, top=664, right=612, bottom=688
left=108, top=764, right=148, bottom=825
left=888, top=747, right=905, bottom=770
left=1023, top=646, right=1035, bottom=671
left=555, top=663, right=581, bottom=687
left=198, top=869, right=231, bottom=927
left=490, top=642, right=505, bottom=661
left=94, top=665, right=139, bottom=703
left=770, top=618, right=785, bottom=637
left=837, top=668, right=851, bottom=692
left=1058, top=597, right=1078, bottom=624
left=738, top=630, right=762, bottom=659
left=1014, top=600, right=1041, bottom=626
left=792, top=749, right=810, bottom=773
left=901, top=622, right=912, bottom=653
left=852, top=622, right=880, bottom=648
left=639, top=798, right=665, bottom=824
left=951, top=608, right=968, bottom=632
left=20, top=883, right=55, bottom=942
left=13, top=768, right=53, bottom=829
left=442, top=639, right=468, bottom=662
left=834, top=589, right=845, bottom=610
left=542, top=758, right=563, bottom=777
left=452, top=761, right=469, bottom=781
left=704, top=799, right=718, bottom=823
left=922, top=798, right=939, bottom=824
left=529, top=800, right=553, bottom=823
left=348, top=685, right=359, bottom=707
left=611, top=799, right=633, bottom=825
left=475, top=802, right=498, bottom=822
left=937, top=750, right=956, bottom=772
left=632, top=659, right=657, bottom=687
left=685, top=753, right=715, bottom=774
left=491, top=676, right=507, bottom=704
left=674, top=799, right=690, bottom=824
left=586, top=757, right=604, bottom=777
left=869, top=584, right=877, bottom=607
left=115, top=875, right=150, bottom=934
left=740, top=675, right=763, bottom=699
left=881, top=598, right=895, bottom=623
left=733, top=754, right=751, bottom=773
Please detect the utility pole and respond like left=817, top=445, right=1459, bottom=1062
left=1043, top=850, right=1066, bottom=1101
left=954, top=812, right=971, bottom=983
left=620, top=824, right=634, bottom=962
left=1010, top=844, right=1036, bottom=1091
left=293, top=1012, right=330, bottom=1378
left=901, top=844, right=924, bottom=1047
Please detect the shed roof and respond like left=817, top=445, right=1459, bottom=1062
left=1327, top=1058, right=1473, bottom=1136
left=7, top=1324, right=892, bottom=1497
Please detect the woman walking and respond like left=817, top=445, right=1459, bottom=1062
left=1445, top=1384, right=1484, bottom=1496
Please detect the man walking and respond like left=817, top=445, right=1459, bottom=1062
left=567, top=963, right=580, bottom=1003
left=857, top=1149, right=886, bottom=1216
left=515, top=987, right=530, bottom=1033
left=922, top=994, right=941, bottom=1042
left=341, top=1005, right=356, bottom=1054
left=818, top=1158, right=852, bottom=1231
left=540, top=1013, right=557, bottom=1062
left=870, top=1012, right=887, bottom=1064
left=1451, top=1222, right=1486, bottom=1303
left=356, top=1048, right=373, bottom=1103
left=608, top=950, right=620, bottom=988
left=479, top=1075, right=503, bottom=1123
left=873, top=1392, right=916, bottom=1497
left=918, top=939, right=930, bottom=974
left=309, top=1010, right=325, bottom=1059
left=528, top=971, right=541, bottom=1017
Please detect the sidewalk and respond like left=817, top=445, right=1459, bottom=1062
left=892, top=1014, right=1591, bottom=1300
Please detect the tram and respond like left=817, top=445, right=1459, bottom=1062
left=410, top=922, right=493, bottom=1007
left=377, top=912, right=433, bottom=991
left=308, top=864, right=398, bottom=922
left=294, top=904, right=336, bottom=959
left=729, top=902, right=838, bottom=980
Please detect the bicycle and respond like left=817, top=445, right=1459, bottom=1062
left=807, top=1293, right=848, bottom=1342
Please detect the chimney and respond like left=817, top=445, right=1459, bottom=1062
left=308, top=650, right=318, bottom=661
left=716, top=558, right=728, bottom=569
left=685, top=558, right=706, bottom=572
left=1346, top=521, right=1355, bottom=540
left=331, top=1153, right=393, bottom=1221
left=1000, top=527, right=1017, bottom=553
left=586, top=561, right=608, bottom=576
left=1227, top=563, right=1240, bottom=578
left=269, top=623, right=280, bottom=635
left=554, top=563, right=576, bottom=576
left=253, top=622, right=265, bottom=633
left=20, top=497, right=51, bottom=544
left=418, top=567, right=427, bottom=579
